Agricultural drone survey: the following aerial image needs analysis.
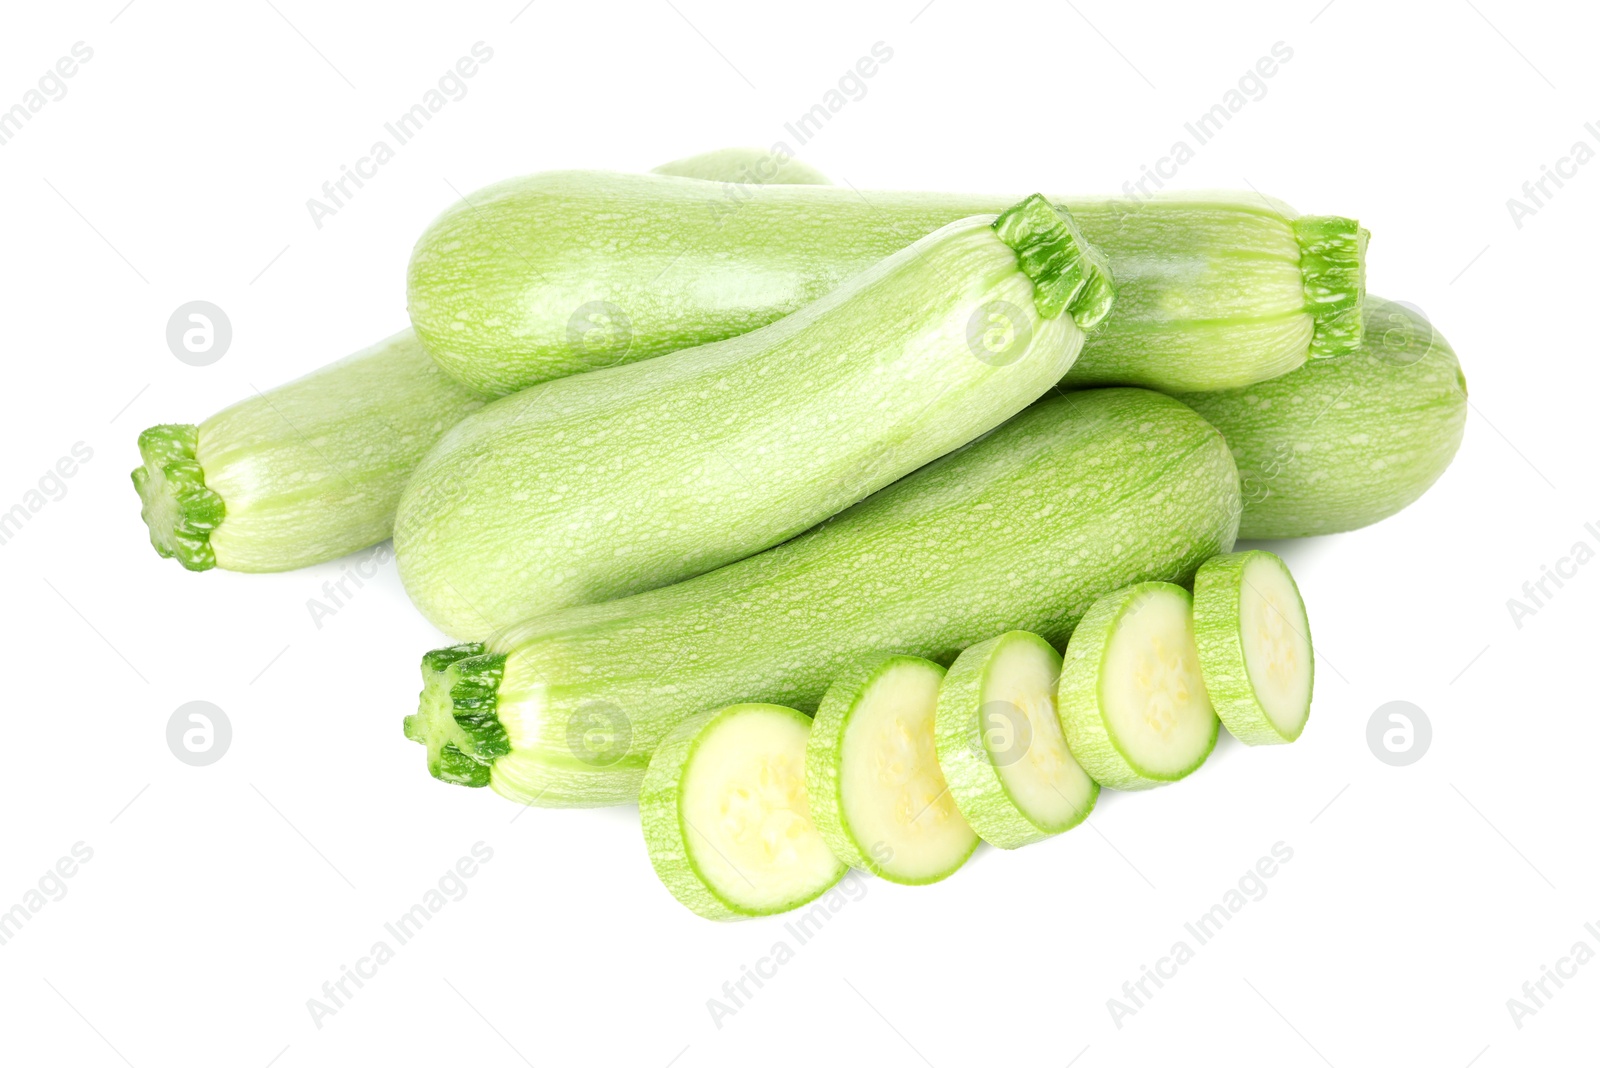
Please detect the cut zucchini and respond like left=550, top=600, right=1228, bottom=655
left=806, top=656, right=978, bottom=885
left=1192, top=551, right=1313, bottom=745
left=640, top=704, right=844, bottom=920
left=1057, top=583, right=1219, bottom=790
left=935, top=632, right=1098, bottom=849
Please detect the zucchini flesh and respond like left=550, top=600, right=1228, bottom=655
left=935, top=631, right=1098, bottom=849
left=1057, top=582, right=1220, bottom=790
left=1192, top=551, right=1313, bottom=744
left=395, top=196, right=1113, bottom=640
left=641, top=704, right=844, bottom=920
left=401, top=388, right=1240, bottom=807
left=806, top=655, right=978, bottom=885
left=1176, top=297, right=1466, bottom=538
left=131, top=331, right=484, bottom=572
left=408, top=170, right=1365, bottom=396
left=651, top=146, right=831, bottom=185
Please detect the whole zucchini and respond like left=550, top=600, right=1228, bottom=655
left=131, top=331, right=484, bottom=572
left=1177, top=298, right=1466, bottom=538
left=396, top=196, right=1113, bottom=640
left=408, top=169, right=1365, bottom=396
left=402, top=388, right=1241, bottom=807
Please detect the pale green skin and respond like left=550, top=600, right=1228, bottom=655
left=652, top=147, right=831, bottom=185
left=396, top=212, right=1087, bottom=640
left=1056, top=582, right=1221, bottom=791
left=473, top=389, right=1240, bottom=807
left=934, top=631, right=1098, bottom=849
left=804, top=655, right=977, bottom=885
left=409, top=170, right=1363, bottom=396
left=1191, top=551, right=1312, bottom=745
left=640, top=704, right=844, bottom=921
left=143, top=330, right=485, bottom=572
left=1177, top=298, right=1466, bottom=538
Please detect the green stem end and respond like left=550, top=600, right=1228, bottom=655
left=404, top=643, right=511, bottom=788
left=993, top=194, right=1115, bottom=329
left=130, top=424, right=225, bottom=572
left=1294, top=215, right=1369, bottom=360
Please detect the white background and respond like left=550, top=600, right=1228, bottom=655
left=1, top=0, right=1594, bottom=1064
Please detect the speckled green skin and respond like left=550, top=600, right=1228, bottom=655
left=1177, top=298, right=1466, bottom=538
left=934, top=631, right=1098, bottom=849
left=452, top=389, right=1239, bottom=808
left=1191, top=552, right=1312, bottom=745
left=396, top=205, right=1100, bottom=640
left=133, top=331, right=485, bottom=572
left=1056, top=583, right=1220, bottom=791
left=408, top=171, right=1365, bottom=396
left=640, top=704, right=844, bottom=921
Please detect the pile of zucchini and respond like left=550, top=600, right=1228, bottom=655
left=132, top=149, right=1466, bottom=920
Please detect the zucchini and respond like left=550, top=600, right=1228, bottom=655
left=402, top=388, right=1240, bottom=807
left=408, top=170, right=1365, bottom=396
left=395, top=195, right=1113, bottom=640
left=934, top=631, right=1098, bottom=849
left=806, top=655, right=978, bottom=885
left=1192, top=551, right=1313, bottom=744
left=651, top=146, right=831, bottom=185
left=640, top=703, right=845, bottom=920
left=1057, top=582, right=1220, bottom=790
left=131, top=331, right=484, bottom=572
left=1176, top=297, right=1466, bottom=538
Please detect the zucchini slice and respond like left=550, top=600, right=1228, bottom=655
left=1057, top=583, right=1219, bottom=790
left=935, top=632, right=1098, bottom=849
left=640, top=704, right=844, bottom=920
left=1192, top=551, right=1313, bottom=745
left=807, top=656, right=978, bottom=885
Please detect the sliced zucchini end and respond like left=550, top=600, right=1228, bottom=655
left=131, top=423, right=224, bottom=572
left=406, top=643, right=511, bottom=788
left=992, top=194, right=1115, bottom=329
left=1294, top=215, right=1368, bottom=360
left=1194, top=551, right=1314, bottom=745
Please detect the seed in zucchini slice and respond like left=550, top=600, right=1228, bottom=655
left=807, top=655, right=978, bottom=885
left=1057, top=583, right=1219, bottom=790
left=1192, top=551, right=1313, bottom=745
left=935, top=632, right=1098, bottom=849
left=640, top=704, right=844, bottom=921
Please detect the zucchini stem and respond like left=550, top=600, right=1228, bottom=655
left=404, top=643, right=511, bottom=787
left=992, top=194, right=1115, bottom=327
left=130, top=424, right=225, bottom=572
left=1293, top=215, right=1368, bottom=360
